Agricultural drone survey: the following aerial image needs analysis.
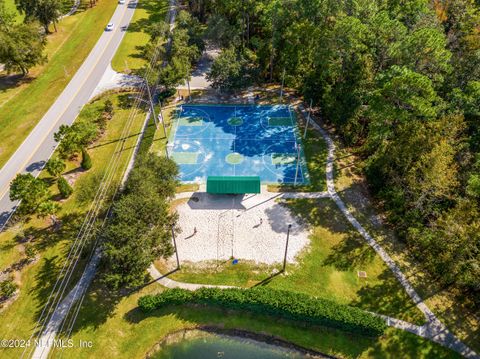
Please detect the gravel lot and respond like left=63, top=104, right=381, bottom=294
left=174, top=192, right=310, bottom=264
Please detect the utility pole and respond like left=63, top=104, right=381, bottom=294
left=165, top=143, right=170, bottom=159
left=303, top=99, right=313, bottom=139
left=283, top=224, right=292, bottom=272
left=144, top=78, right=158, bottom=128
left=186, top=76, right=191, bottom=101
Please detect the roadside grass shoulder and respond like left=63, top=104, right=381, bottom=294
left=111, top=0, right=169, bottom=73
left=0, top=93, right=146, bottom=358
left=0, top=0, right=118, bottom=167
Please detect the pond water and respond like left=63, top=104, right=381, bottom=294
left=150, top=330, right=317, bottom=359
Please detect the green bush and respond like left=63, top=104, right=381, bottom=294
left=138, top=287, right=387, bottom=337
left=81, top=148, right=92, bottom=170
left=24, top=243, right=38, bottom=261
left=58, top=176, right=73, bottom=198
left=0, top=279, right=17, bottom=299
left=104, top=99, right=114, bottom=116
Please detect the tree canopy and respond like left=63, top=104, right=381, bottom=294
left=182, top=0, right=480, bottom=303
left=15, top=0, right=61, bottom=33
left=100, top=154, right=179, bottom=290
left=9, top=173, right=52, bottom=216
left=0, top=3, right=46, bottom=75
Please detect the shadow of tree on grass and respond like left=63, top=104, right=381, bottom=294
left=352, top=269, right=425, bottom=325
left=323, top=234, right=376, bottom=271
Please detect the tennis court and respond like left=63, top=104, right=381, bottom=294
left=168, top=104, right=309, bottom=184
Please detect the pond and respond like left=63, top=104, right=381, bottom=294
left=149, top=330, right=324, bottom=359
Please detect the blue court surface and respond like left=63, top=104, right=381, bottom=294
left=168, top=104, right=309, bottom=184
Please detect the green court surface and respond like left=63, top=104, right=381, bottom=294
left=271, top=153, right=296, bottom=165
left=226, top=153, right=244, bottom=164
left=179, top=117, right=204, bottom=126
left=268, top=117, right=292, bottom=126
left=228, top=117, right=244, bottom=126
left=172, top=152, right=199, bottom=164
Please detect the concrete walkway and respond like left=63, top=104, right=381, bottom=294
left=150, top=107, right=479, bottom=358
left=59, top=0, right=81, bottom=20
left=295, top=104, right=478, bottom=359
left=89, top=64, right=143, bottom=100
left=27, top=2, right=178, bottom=359
left=148, top=265, right=233, bottom=290
left=177, top=46, right=219, bottom=90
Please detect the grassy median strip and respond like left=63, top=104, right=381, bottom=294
left=139, top=287, right=387, bottom=337
left=0, top=0, right=118, bottom=167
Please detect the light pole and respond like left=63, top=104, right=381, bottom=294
left=283, top=224, right=292, bottom=272
left=185, top=73, right=191, bottom=101
left=132, top=82, right=167, bottom=137
left=294, top=143, right=301, bottom=186
left=171, top=224, right=180, bottom=269
left=280, top=67, right=285, bottom=103
left=303, top=99, right=313, bottom=139
left=157, top=99, right=167, bottom=138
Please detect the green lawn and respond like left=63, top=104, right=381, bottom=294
left=0, top=0, right=118, bottom=168
left=333, top=145, right=480, bottom=353
left=111, top=0, right=169, bottom=73
left=0, top=93, right=147, bottom=358
left=157, top=198, right=424, bottom=324
left=22, top=90, right=461, bottom=359
left=48, top=280, right=461, bottom=359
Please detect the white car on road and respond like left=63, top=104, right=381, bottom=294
left=106, top=22, right=114, bottom=31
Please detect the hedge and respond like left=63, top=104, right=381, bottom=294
left=138, top=287, right=387, bottom=337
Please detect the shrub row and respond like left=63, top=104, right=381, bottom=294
left=138, top=287, right=387, bottom=337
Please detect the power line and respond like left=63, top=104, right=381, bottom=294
left=22, top=7, right=174, bottom=358
left=51, top=5, right=179, bottom=359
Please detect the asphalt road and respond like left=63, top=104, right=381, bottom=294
left=0, top=1, right=138, bottom=229
left=29, top=2, right=177, bottom=358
